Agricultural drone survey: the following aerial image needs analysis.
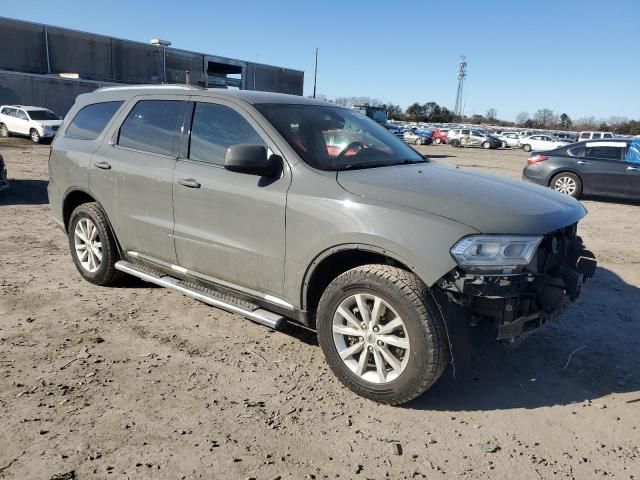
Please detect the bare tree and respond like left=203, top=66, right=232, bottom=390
left=486, top=108, right=498, bottom=121
left=515, top=112, right=530, bottom=126
left=534, top=108, right=555, bottom=128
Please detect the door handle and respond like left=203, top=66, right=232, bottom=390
left=177, top=178, right=201, bottom=188
left=627, top=166, right=640, bottom=172
left=94, top=161, right=111, bottom=170
left=576, top=160, right=590, bottom=165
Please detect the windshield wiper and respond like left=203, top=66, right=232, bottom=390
left=339, top=158, right=427, bottom=171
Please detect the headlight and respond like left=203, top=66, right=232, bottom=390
left=451, top=235, right=542, bottom=270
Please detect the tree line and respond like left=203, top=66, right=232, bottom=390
left=318, top=95, right=640, bottom=135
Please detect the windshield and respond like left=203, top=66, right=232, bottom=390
left=255, top=104, right=424, bottom=171
left=27, top=110, right=59, bottom=121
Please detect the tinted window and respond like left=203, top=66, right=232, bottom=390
left=591, top=133, right=602, bottom=139
left=603, top=133, right=613, bottom=138
left=118, top=100, right=188, bottom=156
left=66, top=101, right=123, bottom=140
left=189, top=103, right=266, bottom=166
left=461, top=129, right=470, bottom=135
left=585, top=146, right=622, bottom=160
left=579, top=133, right=589, bottom=139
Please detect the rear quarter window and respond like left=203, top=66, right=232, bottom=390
left=66, top=101, right=123, bottom=140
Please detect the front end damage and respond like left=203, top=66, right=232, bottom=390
left=437, top=223, right=597, bottom=343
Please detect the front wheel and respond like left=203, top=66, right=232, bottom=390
left=0, top=123, right=9, bottom=138
left=450, top=139, right=460, bottom=148
left=523, top=144, right=532, bottom=152
left=68, top=202, right=121, bottom=286
left=434, top=137, right=442, bottom=144
left=501, top=140, right=507, bottom=148
left=30, top=129, right=41, bottom=144
left=482, top=141, right=491, bottom=149
left=551, top=172, right=582, bottom=198
left=316, top=265, right=448, bottom=405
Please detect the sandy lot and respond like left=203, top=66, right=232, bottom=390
left=0, top=138, right=638, bottom=480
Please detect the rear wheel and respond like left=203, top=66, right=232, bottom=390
left=551, top=172, right=582, bottom=198
left=523, top=144, right=532, bottom=152
left=68, top=202, right=121, bottom=286
left=30, top=129, right=41, bottom=144
left=482, top=141, right=491, bottom=149
left=0, top=123, right=9, bottom=137
left=450, top=139, right=460, bottom=148
left=434, top=137, right=442, bottom=144
left=316, top=265, right=448, bottom=405
left=501, top=140, right=507, bottom=148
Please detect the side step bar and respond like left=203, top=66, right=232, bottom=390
left=115, top=261, right=285, bottom=330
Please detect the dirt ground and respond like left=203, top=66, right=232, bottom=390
left=0, top=138, right=638, bottom=480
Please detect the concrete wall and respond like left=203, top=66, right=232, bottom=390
left=0, top=71, right=110, bottom=116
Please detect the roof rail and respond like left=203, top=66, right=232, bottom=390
left=95, top=84, right=205, bottom=92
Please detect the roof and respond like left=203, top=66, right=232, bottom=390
left=1, top=105, right=50, bottom=110
left=87, top=85, right=335, bottom=107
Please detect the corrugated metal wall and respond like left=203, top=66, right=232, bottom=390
left=0, top=17, right=304, bottom=114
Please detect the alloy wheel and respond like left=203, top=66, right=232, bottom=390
left=0, top=124, right=8, bottom=137
left=31, top=130, right=40, bottom=143
left=332, top=293, right=410, bottom=384
left=74, top=218, right=102, bottom=273
left=554, top=176, right=577, bottom=195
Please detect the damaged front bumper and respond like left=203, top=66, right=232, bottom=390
left=438, top=224, right=597, bottom=341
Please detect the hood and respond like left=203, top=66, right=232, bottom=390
left=37, top=120, right=63, bottom=127
left=337, top=162, right=587, bottom=235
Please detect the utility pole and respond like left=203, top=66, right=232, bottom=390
left=454, top=56, right=467, bottom=119
left=313, top=48, right=318, bottom=98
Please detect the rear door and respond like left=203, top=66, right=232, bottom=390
left=580, top=142, right=628, bottom=196
left=90, top=96, right=190, bottom=264
left=172, top=97, right=289, bottom=296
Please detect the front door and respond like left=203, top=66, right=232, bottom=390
left=90, top=96, right=190, bottom=264
left=625, top=140, right=640, bottom=198
left=14, top=109, right=30, bottom=135
left=172, top=98, right=289, bottom=296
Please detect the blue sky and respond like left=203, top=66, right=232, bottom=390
left=3, top=0, right=639, bottom=121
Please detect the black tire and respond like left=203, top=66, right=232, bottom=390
left=415, top=138, right=421, bottom=145
left=482, top=141, right=491, bottom=149
left=316, top=265, right=448, bottom=405
left=30, top=129, right=41, bottom=144
left=68, top=202, right=121, bottom=286
left=434, top=137, right=442, bottom=144
left=0, top=123, right=9, bottom=137
left=550, top=172, right=582, bottom=198
left=450, top=139, right=460, bottom=148
left=523, top=144, right=532, bottom=152
left=501, top=140, right=507, bottom=148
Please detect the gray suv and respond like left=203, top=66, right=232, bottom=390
left=48, top=86, right=596, bottom=405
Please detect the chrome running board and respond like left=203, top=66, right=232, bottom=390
left=115, top=260, right=285, bottom=330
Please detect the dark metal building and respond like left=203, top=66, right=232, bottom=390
left=0, top=17, right=304, bottom=115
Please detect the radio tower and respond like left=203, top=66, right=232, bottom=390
left=454, top=56, right=467, bottom=119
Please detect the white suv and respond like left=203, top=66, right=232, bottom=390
left=0, top=105, right=63, bottom=143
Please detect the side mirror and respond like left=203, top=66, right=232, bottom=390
left=224, top=144, right=281, bottom=177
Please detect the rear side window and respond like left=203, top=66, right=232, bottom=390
left=585, top=146, right=623, bottom=160
left=189, top=102, right=266, bottom=166
left=118, top=100, right=189, bottom=156
left=591, top=133, right=602, bottom=139
left=66, top=101, right=123, bottom=140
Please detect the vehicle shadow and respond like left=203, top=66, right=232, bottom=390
left=426, top=154, right=457, bottom=159
left=0, top=179, right=49, bottom=205
left=581, top=195, right=640, bottom=207
left=405, top=266, right=640, bottom=411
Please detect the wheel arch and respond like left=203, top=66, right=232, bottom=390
left=301, top=244, right=423, bottom=326
left=62, top=188, right=124, bottom=257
